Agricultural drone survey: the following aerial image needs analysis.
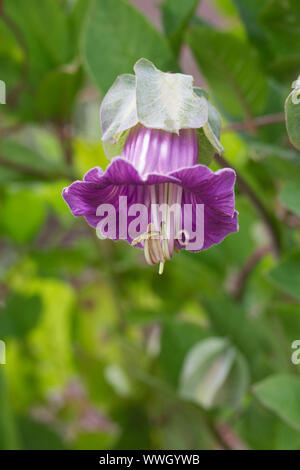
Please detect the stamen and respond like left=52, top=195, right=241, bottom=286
left=151, top=234, right=165, bottom=263
left=159, top=262, right=164, bottom=275
left=144, top=239, right=155, bottom=265
left=131, top=231, right=160, bottom=246
left=131, top=183, right=183, bottom=274
left=148, top=225, right=160, bottom=264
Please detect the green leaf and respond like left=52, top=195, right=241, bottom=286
left=269, top=251, right=300, bottom=301
left=193, top=87, right=223, bottom=162
left=260, top=0, right=300, bottom=64
left=0, top=19, right=23, bottom=91
left=70, top=0, right=93, bottom=50
left=179, top=337, right=248, bottom=409
left=186, top=26, right=267, bottom=118
left=0, top=140, right=71, bottom=184
left=233, top=0, right=268, bottom=54
left=285, top=77, right=300, bottom=150
left=273, top=303, right=300, bottom=345
left=3, top=0, right=72, bottom=84
left=258, top=1, right=300, bottom=80
left=135, top=58, right=207, bottom=133
left=280, top=180, right=300, bottom=216
left=113, top=405, right=151, bottom=450
left=36, top=65, right=83, bottom=121
left=0, top=293, right=42, bottom=338
left=1, top=188, right=45, bottom=243
left=202, top=296, right=261, bottom=360
left=0, top=371, right=21, bottom=450
left=17, top=416, right=65, bottom=450
left=27, top=279, right=75, bottom=389
left=203, top=103, right=224, bottom=154
left=195, top=128, right=215, bottom=165
left=160, top=320, right=209, bottom=387
left=82, top=0, right=176, bottom=94
left=197, top=101, right=223, bottom=163
left=161, top=0, right=200, bottom=56
left=254, top=374, right=300, bottom=431
left=234, top=399, right=300, bottom=450
left=100, top=74, right=138, bottom=143
left=248, top=140, right=300, bottom=168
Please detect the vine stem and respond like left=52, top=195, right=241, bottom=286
left=215, top=154, right=281, bottom=258
left=56, top=123, right=73, bottom=167
left=232, top=245, right=272, bottom=301
left=214, top=422, right=249, bottom=450
left=223, top=112, right=285, bottom=133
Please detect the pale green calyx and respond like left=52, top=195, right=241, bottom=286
left=100, top=58, right=208, bottom=144
left=100, top=74, right=138, bottom=143
left=134, top=58, right=208, bottom=132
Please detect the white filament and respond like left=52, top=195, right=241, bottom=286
left=142, top=183, right=183, bottom=273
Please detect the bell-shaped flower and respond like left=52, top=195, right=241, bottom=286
left=63, top=59, right=238, bottom=273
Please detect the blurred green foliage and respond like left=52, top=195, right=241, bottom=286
left=0, top=0, right=300, bottom=450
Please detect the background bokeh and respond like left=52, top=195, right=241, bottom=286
left=1, top=0, right=300, bottom=450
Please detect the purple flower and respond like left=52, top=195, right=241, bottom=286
left=63, top=59, right=238, bottom=273
left=63, top=124, right=238, bottom=273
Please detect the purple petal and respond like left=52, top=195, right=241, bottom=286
left=171, top=165, right=237, bottom=217
left=63, top=158, right=238, bottom=251
left=63, top=158, right=179, bottom=245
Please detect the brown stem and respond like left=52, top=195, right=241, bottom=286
left=223, top=113, right=285, bottom=133
left=276, top=205, right=300, bottom=228
left=56, top=123, right=73, bottom=167
left=215, top=154, right=281, bottom=258
left=214, top=422, right=249, bottom=450
left=232, top=245, right=272, bottom=301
